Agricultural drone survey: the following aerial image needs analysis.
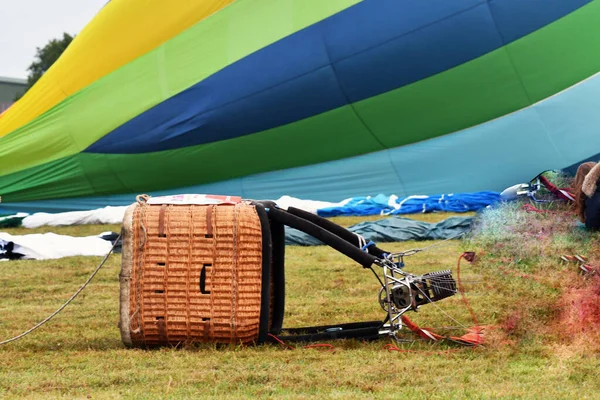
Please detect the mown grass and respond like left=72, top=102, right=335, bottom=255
left=1, top=209, right=600, bottom=399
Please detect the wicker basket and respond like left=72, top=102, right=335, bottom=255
left=119, top=198, right=272, bottom=347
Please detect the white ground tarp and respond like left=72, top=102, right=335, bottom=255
left=22, top=206, right=129, bottom=228
left=0, top=232, right=113, bottom=260
left=20, top=197, right=342, bottom=229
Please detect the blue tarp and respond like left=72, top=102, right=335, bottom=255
left=317, top=192, right=500, bottom=217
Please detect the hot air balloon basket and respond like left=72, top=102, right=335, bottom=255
left=119, top=199, right=274, bottom=347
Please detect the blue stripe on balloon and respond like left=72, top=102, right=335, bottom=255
left=86, top=0, right=590, bottom=154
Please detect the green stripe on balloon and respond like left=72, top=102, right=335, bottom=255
left=357, top=48, right=530, bottom=148
left=0, top=106, right=383, bottom=202
left=506, top=0, right=600, bottom=102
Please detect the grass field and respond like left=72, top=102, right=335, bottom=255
left=1, top=207, right=600, bottom=399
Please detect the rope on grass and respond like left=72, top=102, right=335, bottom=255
left=521, top=204, right=556, bottom=214
left=0, top=235, right=121, bottom=346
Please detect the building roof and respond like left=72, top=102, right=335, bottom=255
left=0, top=76, right=27, bottom=85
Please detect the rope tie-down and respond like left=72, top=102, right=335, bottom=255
left=0, top=236, right=121, bottom=346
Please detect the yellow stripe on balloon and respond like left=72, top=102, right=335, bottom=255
left=0, top=0, right=234, bottom=138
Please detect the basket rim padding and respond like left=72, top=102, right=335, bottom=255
left=269, top=218, right=286, bottom=334
left=254, top=203, right=272, bottom=344
left=254, top=201, right=286, bottom=335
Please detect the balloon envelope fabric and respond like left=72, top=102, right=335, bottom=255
left=1, top=0, right=599, bottom=212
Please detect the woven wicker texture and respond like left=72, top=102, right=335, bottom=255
left=124, top=202, right=263, bottom=346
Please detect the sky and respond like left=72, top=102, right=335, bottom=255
left=0, top=0, right=108, bottom=79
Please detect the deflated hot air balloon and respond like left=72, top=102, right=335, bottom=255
left=1, top=0, right=599, bottom=213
